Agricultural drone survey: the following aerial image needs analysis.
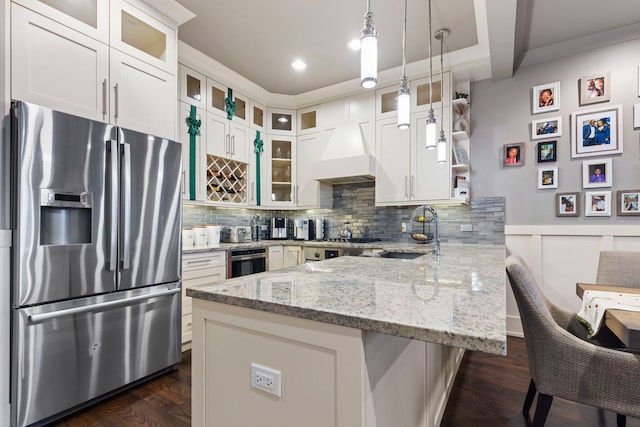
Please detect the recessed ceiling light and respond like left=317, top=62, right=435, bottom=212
left=348, top=39, right=361, bottom=51
left=291, top=60, right=307, bottom=70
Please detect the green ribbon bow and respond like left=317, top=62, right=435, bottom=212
left=254, top=131, right=264, bottom=205
left=225, top=88, right=236, bottom=120
left=186, top=105, right=201, bottom=200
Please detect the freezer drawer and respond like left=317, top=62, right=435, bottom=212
left=11, top=283, right=181, bottom=427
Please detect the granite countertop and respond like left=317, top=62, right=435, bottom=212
left=187, top=243, right=507, bottom=355
left=182, top=239, right=439, bottom=254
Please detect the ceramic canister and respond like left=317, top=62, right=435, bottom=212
left=182, top=227, right=195, bottom=247
left=193, top=226, right=208, bottom=246
left=206, top=224, right=221, bottom=248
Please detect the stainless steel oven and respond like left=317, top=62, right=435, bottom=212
left=227, top=248, right=267, bottom=278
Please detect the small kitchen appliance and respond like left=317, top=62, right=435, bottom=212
left=222, top=226, right=252, bottom=243
left=311, top=219, right=325, bottom=241
left=293, top=219, right=309, bottom=240
left=270, top=217, right=288, bottom=239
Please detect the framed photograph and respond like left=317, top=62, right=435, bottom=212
left=538, top=167, right=558, bottom=189
left=634, top=103, right=640, bottom=129
left=579, top=71, right=610, bottom=105
left=537, top=141, right=557, bottom=163
left=503, top=143, right=524, bottom=167
left=532, top=81, right=560, bottom=114
left=585, top=191, right=611, bottom=217
left=617, top=190, right=640, bottom=216
left=582, top=158, right=612, bottom=188
left=570, top=105, right=623, bottom=158
left=531, top=117, right=562, bottom=140
left=556, top=192, right=579, bottom=217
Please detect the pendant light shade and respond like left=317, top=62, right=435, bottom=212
left=397, top=0, right=410, bottom=129
left=360, top=1, right=377, bottom=89
left=435, top=28, right=448, bottom=163
left=426, top=111, right=437, bottom=149
left=425, top=0, right=437, bottom=149
left=398, top=78, right=410, bottom=129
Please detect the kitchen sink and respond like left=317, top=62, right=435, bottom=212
left=378, top=252, right=425, bottom=259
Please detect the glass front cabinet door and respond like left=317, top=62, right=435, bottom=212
left=265, top=136, right=296, bottom=206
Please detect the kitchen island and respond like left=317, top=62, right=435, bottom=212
left=188, top=244, right=506, bottom=427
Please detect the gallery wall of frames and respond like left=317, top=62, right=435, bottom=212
left=471, top=38, right=640, bottom=224
left=521, top=74, right=639, bottom=218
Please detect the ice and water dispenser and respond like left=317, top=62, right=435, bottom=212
left=39, top=189, right=92, bottom=245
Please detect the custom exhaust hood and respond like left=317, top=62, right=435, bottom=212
left=312, top=123, right=376, bottom=184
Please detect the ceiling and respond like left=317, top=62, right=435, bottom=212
left=174, top=0, right=640, bottom=96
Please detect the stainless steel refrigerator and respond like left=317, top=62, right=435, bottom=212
left=10, top=101, right=182, bottom=427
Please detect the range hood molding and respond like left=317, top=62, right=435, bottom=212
left=312, top=122, right=376, bottom=184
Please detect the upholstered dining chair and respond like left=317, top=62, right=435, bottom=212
left=596, top=250, right=640, bottom=288
left=506, top=255, right=640, bottom=427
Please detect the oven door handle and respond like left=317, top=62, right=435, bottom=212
left=229, top=254, right=266, bottom=262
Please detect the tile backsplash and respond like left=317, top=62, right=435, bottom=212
left=183, top=183, right=504, bottom=245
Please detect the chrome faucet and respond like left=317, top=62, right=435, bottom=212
left=422, top=206, right=440, bottom=258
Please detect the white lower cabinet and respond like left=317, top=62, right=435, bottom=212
left=284, top=246, right=302, bottom=268
left=182, top=251, right=226, bottom=345
left=268, top=245, right=284, bottom=271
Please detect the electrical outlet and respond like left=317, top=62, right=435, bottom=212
left=460, top=224, right=473, bottom=232
left=250, top=363, right=282, bottom=397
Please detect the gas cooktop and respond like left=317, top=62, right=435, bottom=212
left=324, top=237, right=382, bottom=243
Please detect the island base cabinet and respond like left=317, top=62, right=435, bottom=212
left=191, top=299, right=464, bottom=427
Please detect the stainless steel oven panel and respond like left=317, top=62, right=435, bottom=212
left=227, top=248, right=267, bottom=278
left=11, top=283, right=181, bottom=427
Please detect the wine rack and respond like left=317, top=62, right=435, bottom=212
left=206, top=155, right=248, bottom=204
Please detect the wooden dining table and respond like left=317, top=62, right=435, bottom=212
left=576, top=283, right=640, bottom=351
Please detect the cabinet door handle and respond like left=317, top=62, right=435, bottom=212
left=225, top=134, right=229, bottom=154
left=231, top=135, right=235, bottom=155
left=251, top=181, right=255, bottom=202
left=102, top=79, right=107, bottom=116
left=114, top=83, right=119, bottom=119
left=411, top=175, right=415, bottom=197
left=405, top=176, right=409, bottom=197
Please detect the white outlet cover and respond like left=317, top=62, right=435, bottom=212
left=250, top=363, right=282, bottom=397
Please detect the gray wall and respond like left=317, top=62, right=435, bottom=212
left=471, top=38, right=640, bottom=225
left=184, top=183, right=505, bottom=245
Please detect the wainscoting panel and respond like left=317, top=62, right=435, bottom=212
left=505, top=225, right=640, bottom=337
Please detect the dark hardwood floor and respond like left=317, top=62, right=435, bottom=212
left=51, top=337, right=639, bottom=426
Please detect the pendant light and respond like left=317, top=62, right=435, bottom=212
left=360, top=0, right=378, bottom=89
left=425, top=0, right=437, bottom=149
left=435, top=28, right=448, bottom=163
left=397, top=0, right=410, bottom=129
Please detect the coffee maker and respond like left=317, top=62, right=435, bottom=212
left=270, top=217, right=288, bottom=239
left=293, top=219, right=309, bottom=240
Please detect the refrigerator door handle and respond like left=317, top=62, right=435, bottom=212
left=121, top=142, right=131, bottom=270
left=107, top=140, right=119, bottom=271
left=27, top=288, right=180, bottom=323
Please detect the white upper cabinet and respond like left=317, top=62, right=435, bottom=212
left=179, top=64, right=207, bottom=110
left=267, top=108, right=296, bottom=136
left=250, top=100, right=266, bottom=132
left=375, top=109, right=451, bottom=205
left=207, top=78, right=249, bottom=126
left=10, top=0, right=181, bottom=139
left=109, top=49, right=176, bottom=138
left=297, top=105, right=319, bottom=135
left=410, top=72, right=450, bottom=112
left=13, top=0, right=109, bottom=42
left=178, top=101, right=207, bottom=201
left=11, top=3, right=110, bottom=122
left=109, top=0, right=176, bottom=75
